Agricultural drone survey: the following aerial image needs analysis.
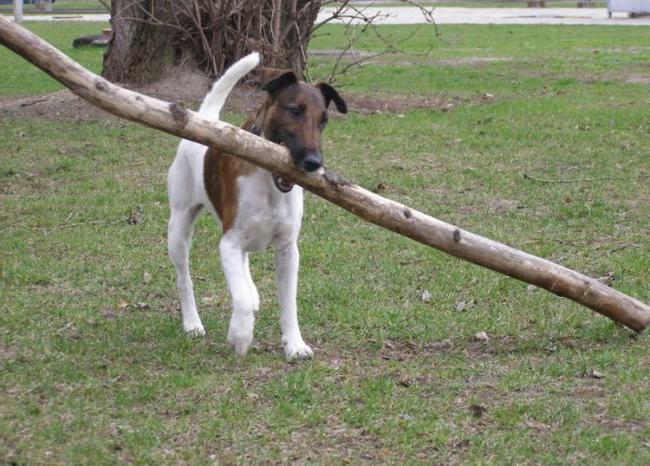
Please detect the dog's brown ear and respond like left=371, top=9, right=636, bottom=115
left=259, top=68, right=298, bottom=94
left=316, top=82, right=347, bottom=114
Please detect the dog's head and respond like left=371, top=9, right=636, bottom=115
left=258, top=68, right=347, bottom=172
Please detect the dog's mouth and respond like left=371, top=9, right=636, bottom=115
left=272, top=141, right=294, bottom=193
left=272, top=141, right=324, bottom=192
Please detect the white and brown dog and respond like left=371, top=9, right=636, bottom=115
left=167, top=53, right=347, bottom=359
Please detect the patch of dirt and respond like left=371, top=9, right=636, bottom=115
left=346, top=93, right=463, bottom=115
left=625, top=74, right=650, bottom=84
left=434, top=56, right=511, bottom=67
left=0, top=342, right=18, bottom=367
left=358, top=54, right=511, bottom=69
left=0, top=90, right=115, bottom=122
left=0, top=69, right=468, bottom=123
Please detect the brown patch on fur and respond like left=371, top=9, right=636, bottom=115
left=203, top=118, right=258, bottom=232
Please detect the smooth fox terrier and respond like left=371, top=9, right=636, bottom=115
left=167, top=53, right=347, bottom=359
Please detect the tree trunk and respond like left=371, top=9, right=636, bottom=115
left=102, top=0, right=176, bottom=83
left=102, top=0, right=322, bottom=84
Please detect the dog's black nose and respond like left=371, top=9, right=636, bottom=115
left=301, top=152, right=322, bottom=172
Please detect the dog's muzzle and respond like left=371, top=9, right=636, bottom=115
left=300, top=151, right=322, bottom=173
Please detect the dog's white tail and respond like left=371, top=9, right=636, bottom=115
left=198, top=52, right=260, bottom=120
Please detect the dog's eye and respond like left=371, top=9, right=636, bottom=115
left=286, top=106, right=303, bottom=117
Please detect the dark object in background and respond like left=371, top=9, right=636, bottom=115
left=73, top=29, right=111, bottom=48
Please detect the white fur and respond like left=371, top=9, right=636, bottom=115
left=167, top=52, right=313, bottom=360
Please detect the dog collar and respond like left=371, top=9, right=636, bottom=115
left=273, top=174, right=294, bottom=193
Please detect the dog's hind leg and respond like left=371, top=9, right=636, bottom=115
left=168, top=156, right=205, bottom=335
left=168, top=204, right=204, bottom=335
left=220, top=235, right=257, bottom=356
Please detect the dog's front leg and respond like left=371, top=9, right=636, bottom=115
left=275, top=242, right=313, bottom=360
left=220, top=236, right=256, bottom=356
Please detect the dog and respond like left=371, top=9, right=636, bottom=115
left=167, top=53, right=347, bottom=359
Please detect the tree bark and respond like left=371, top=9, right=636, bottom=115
left=102, top=0, right=177, bottom=83
left=1, top=15, right=649, bottom=333
left=102, top=0, right=321, bottom=84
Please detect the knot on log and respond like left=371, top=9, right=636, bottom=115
left=94, top=79, right=108, bottom=91
left=170, top=102, right=189, bottom=128
left=453, top=229, right=462, bottom=242
left=323, top=169, right=351, bottom=188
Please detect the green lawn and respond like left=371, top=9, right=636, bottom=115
left=0, top=22, right=108, bottom=95
left=1, top=23, right=649, bottom=464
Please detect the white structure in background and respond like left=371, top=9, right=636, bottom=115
left=607, top=0, right=650, bottom=16
left=14, top=0, right=22, bottom=23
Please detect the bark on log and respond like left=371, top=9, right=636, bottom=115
left=1, top=14, right=649, bottom=333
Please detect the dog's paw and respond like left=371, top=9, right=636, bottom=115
left=284, top=339, right=314, bottom=361
left=228, top=314, right=254, bottom=356
left=228, top=331, right=253, bottom=356
left=183, top=321, right=205, bottom=337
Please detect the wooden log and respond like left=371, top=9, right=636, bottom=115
left=1, top=14, right=649, bottom=333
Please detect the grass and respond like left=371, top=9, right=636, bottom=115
left=0, top=22, right=108, bottom=95
left=1, top=22, right=649, bottom=464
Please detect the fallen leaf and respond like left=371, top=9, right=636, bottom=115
left=143, top=272, right=152, bottom=284
left=468, top=404, right=486, bottom=418
left=420, top=290, right=432, bottom=303
left=560, top=336, right=576, bottom=348
left=524, top=419, right=549, bottom=430
left=398, top=379, right=412, bottom=388
left=589, top=369, right=605, bottom=379
left=454, top=299, right=475, bottom=312
left=454, top=439, right=470, bottom=449
left=127, top=206, right=144, bottom=225
left=424, top=340, right=451, bottom=352
left=201, top=294, right=218, bottom=305
left=473, top=331, right=489, bottom=342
